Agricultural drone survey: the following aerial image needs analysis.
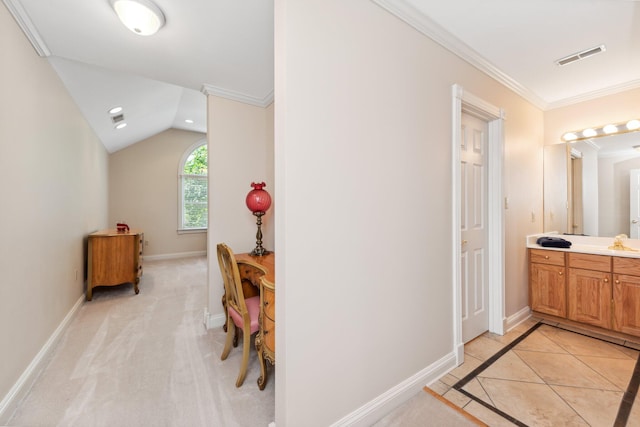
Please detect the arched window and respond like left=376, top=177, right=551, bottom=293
left=179, top=141, right=207, bottom=231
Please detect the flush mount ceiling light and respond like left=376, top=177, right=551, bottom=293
left=110, top=0, right=165, bottom=36
left=109, top=106, right=123, bottom=114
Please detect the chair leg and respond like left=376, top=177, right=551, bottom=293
left=235, top=328, right=252, bottom=387
left=221, top=319, right=235, bottom=361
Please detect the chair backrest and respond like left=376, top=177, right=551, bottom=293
left=216, top=243, right=249, bottom=318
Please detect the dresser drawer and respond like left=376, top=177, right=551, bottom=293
left=530, top=249, right=565, bottom=266
left=613, top=257, right=640, bottom=275
left=262, top=284, right=275, bottom=320
left=263, top=316, right=275, bottom=352
left=568, top=253, right=611, bottom=272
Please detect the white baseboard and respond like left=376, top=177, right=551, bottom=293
left=504, top=306, right=532, bottom=332
left=329, top=351, right=458, bottom=427
left=206, top=311, right=226, bottom=330
left=0, top=294, right=85, bottom=424
left=144, top=250, right=207, bottom=261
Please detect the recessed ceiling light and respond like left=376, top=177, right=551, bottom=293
left=185, top=119, right=194, bottom=124
left=115, top=123, right=128, bottom=130
left=110, top=0, right=166, bottom=36
left=109, top=106, right=123, bottom=114
left=602, top=124, right=618, bottom=134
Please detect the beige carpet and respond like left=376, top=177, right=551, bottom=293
left=7, top=256, right=275, bottom=427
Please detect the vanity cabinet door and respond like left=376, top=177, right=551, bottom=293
left=612, top=274, right=640, bottom=337
left=567, top=268, right=612, bottom=329
left=530, top=262, right=566, bottom=317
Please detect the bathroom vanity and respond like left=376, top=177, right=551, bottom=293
left=528, top=234, right=640, bottom=338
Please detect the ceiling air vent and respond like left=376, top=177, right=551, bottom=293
left=555, top=45, right=606, bottom=66
left=111, top=114, right=125, bottom=124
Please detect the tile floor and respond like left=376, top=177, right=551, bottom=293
left=430, top=318, right=640, bottom=427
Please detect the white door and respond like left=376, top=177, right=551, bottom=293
left=630, top=169, right=640, bottom=238
left=461, top=112, right=489, bottom=343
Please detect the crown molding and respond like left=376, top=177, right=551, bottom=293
left=372, top=0, right=640, bottom=112
left=546, top=79, right=640, bottom=110
left=200, top=84, right=274, bottom=108
left=371, top=0, right=548, bottom=110
left=2, top=0, right=50, bottom=57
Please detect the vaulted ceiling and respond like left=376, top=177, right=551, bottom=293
left=5, top=0, right=639, bottom=152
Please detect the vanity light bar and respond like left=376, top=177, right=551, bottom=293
left=562, top=119, right=640, bottom=142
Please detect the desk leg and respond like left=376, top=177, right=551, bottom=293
left=256, top=331, right=268, bottom=390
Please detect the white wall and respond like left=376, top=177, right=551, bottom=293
left=109, top=128, right=207, bottom=257
left=207, top=96, right=274, bottom=325
left=274, top=1, right=543, bottom=425
left=0, top=3, right=109, bottom=419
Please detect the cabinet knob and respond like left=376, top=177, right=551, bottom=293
left=544, top=255, right=549, bottom=259
left=616, top=280, right=620, bottom=284
left=264, top=301, right=269, bottom=306
left=603, top=278, right=609, bottom=283
left=558, top=271, right=563, bottom=275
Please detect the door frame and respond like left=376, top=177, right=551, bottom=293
left=451, top=84, right=505, bottom=363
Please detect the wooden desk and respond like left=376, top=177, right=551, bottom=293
left=235, top=252, right=275, bottom=390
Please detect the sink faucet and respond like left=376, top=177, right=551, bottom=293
left=608, top=234, right=638, bottom=251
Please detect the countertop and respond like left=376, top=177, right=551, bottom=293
left=527, top=233, right=640, bottom=258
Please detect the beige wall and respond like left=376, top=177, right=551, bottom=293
left=545, top=87, right=640, bottom=145
left=274, top=1, right=543, bottom=425
left=207, top=97, right=274, bottom=324
left=0, top=4, right=109, bottom=419
left=109, top=128, right=207, bottom=257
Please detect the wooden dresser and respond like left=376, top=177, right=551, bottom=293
left=87, top=229, right=144, bottom=301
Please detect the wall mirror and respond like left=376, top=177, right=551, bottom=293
left=544, top=124, right=640, bottom=238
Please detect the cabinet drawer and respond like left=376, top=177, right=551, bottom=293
left=263, top=316, right=275, bottom=352
left=613, top=257, right=640, bottom=275
left=530, top=249, right=565, bottom=266
left=262, top=284, right=275, bottom=320
left=568, top=253, right=611, bottom=272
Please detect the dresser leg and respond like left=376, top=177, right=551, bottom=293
left=134, top=278, right=140, bottom=294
